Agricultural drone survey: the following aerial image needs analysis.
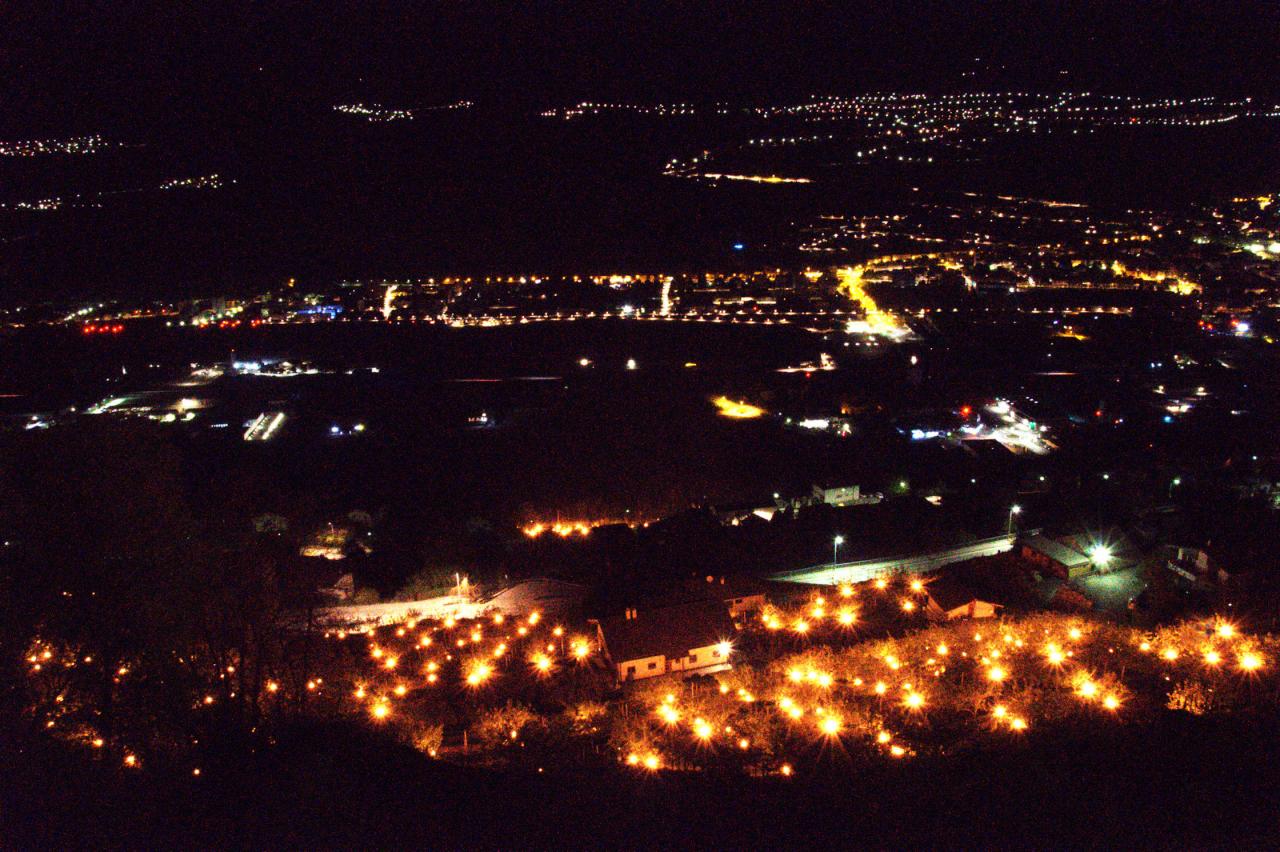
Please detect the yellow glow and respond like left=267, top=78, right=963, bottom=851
left=904, top=691, right=925, bottom=710
left=1240, top=652, right=1264, bottom=671
left=820, top=715, right=842, bottom=736
left=987, top=666, right=1007, bottom=683
left=523, top=521, right=599, bottom=538
left=712, top=395, right=766, bottom=419
left=836, top=264, right=908, bottom=339
left=1110, top=260, right=1201, bottom=296
left=465, top=662, right=493, bottom=686
left=371, top=702, right=390, bottom=720
left=702, top=172, right=812, bottom=184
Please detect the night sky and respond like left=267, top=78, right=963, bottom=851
left=6, top=1, right=1280, bottom=123
left=3, top=2, right=1279, bottom=299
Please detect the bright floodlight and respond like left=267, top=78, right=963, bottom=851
left=1010, top=505, right=1022, bottom=514
left=1088, top=543, right=1113, bottom=567
left=834, top=535, right=845, bottom=546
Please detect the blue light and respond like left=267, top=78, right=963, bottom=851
left=1163, top=415, right=1174, bottom=424
left=732, top=243, right=745, bottom=251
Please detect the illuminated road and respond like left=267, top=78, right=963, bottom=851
left=770, top=535, right=1015, bottom=586
left=836, top=263, right=908, bottom=338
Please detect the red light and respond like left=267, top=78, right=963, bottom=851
left=1095, top=409, right=1103, bottom=418
left=960, top=405, right=972, bottom=418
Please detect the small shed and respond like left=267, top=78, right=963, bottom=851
left=1022, top=534, right=1093, bottom=579
left=924, top=575, right=1002, bottom=621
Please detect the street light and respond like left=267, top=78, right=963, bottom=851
left=1088, top=543, right=1113, bottom=569
left=833, top=535, right=845, bottom=566
left=1007, top=505, right=1022, bottom=537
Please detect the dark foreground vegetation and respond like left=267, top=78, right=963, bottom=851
left=7, top=710, right=1280, bottom=849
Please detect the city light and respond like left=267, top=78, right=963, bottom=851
left=712, top=396, right=766, bottom=419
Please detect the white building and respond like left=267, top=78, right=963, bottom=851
left=597, top=600, right=737, bottom=682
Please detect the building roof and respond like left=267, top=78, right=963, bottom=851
left=599, top=600, right=736, bottom=663
left=1023, top=534, right=1091, bottom=568
left=925, top=574, right=994, bottom=612
left=813, top=480, right=861, bottom=492
left=485, top=578, right=588, bottom=617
